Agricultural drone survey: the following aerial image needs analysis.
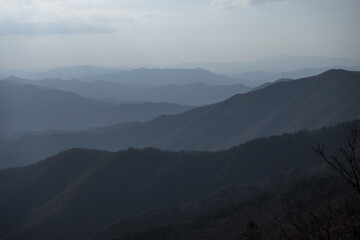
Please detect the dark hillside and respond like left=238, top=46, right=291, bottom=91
left=113, top=175, right=359, bottom=240
left=0, top=120, right=358, bottom=239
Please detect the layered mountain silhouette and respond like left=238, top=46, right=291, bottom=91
left=0, top=120, right=356, bottom=240
left=0, top=65, right=119, bottom=80
left=178, top=55, right=360, bottom=75
left=0, top=81, right=193, bottom=139
left=79, top=68, right=240, bottom=86
left=7, top=77, right=250, bottom=106
left=1, top=69, right=359, bottom=168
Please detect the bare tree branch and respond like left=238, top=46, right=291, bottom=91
left=313, top=126, right=360, bottom=194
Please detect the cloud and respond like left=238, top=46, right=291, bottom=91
left=0, top=18, right=114, bottom=35
left=0, top=0, right=162, bottom=36
left=210, top=0, right=286, bottom=9
left=210, top=0, right=243, bottom=10
left=250, top=0, right=285, bottom=5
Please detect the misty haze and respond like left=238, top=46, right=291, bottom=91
left=0, top=0, right=360, bottom=240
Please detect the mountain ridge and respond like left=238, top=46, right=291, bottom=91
left=79, top=68, right=240, bottom=87
left=0, top=69, right=359, bottom=168
left=3, top=76, right=249, bottom=106
left=0, top=81, right=193, bottom=139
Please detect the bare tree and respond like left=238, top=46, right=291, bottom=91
left=313, top=126, right=360, bottom=194
left=264, top=127, right=360, bottom=240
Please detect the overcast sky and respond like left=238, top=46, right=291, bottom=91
left=0, top=0, right=359, bottom=70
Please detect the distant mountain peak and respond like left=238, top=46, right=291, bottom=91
left=4, top=75, right=24, bottom=81
left=315, top=69, right=360, bottom=79
left=321, top=68, right=354, bottom=74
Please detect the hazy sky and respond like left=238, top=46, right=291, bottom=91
left=0, top=0, right=359, bottom=70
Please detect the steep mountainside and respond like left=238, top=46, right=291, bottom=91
left=0, top=120, right=357, bottom=240
left=1, top=69, right=359, bottom=168
left=0, top=81, right=193, bottom=139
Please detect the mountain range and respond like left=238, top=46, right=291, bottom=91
left=177, top=55, right=360, bottom=75
left=0, top=65, right=119, bottom=80
left=5, top=76, right=250, bottom=106
left=1, top=69, right=359, bottom=168
left=5, top=55, right=358, bottom=79
left=78, top=68, right=240, bottom=87
left=0, top=80, right=193, bottom=139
